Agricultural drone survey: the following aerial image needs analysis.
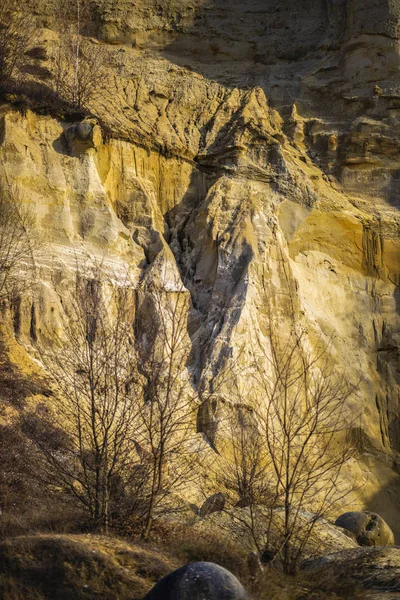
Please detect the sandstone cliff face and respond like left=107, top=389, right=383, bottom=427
left=3, top=0, right=400, bottom=536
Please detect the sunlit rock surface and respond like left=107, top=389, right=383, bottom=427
left=3, top=0, right=400, bottom=539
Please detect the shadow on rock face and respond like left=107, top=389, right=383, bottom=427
left=142, top=561, right=248, bottom=600
left=302, top=546, right=400, bottom=597
left=156, top=0, right=334, bottom=111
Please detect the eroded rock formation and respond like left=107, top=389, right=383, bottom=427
left=2, top=0, right=400, bottom=538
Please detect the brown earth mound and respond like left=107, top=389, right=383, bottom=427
left=0, top=534, right=177, bottom=600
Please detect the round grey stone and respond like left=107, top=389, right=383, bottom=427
left=143, top=562, right=248, bottom=600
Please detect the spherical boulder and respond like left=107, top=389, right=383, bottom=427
left=142, top=562, right=248, bottom=600
left=75, top=120, right=93, bottom=141
left=64, top=119, right=102, bottom=151
left=335, top=511, right=395, bottom=547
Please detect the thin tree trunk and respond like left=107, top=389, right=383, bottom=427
left=94, top=461, right=101, bottom=526
left=72, top=0, right=80, bottom=106
left=143, top=453, right=162, bottom=540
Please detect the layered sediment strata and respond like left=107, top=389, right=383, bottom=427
left=3, top=0, right=400, bottom=537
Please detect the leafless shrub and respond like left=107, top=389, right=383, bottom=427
left=0, top=0, right=38, bottom=87
left=212, top=406, right=275, bottom=554
left=50, top=0, right=107, bottom=109
left=23, top=259, right=204, bottom=538
left=134, top=283, right=200, bottom=539
left=0, top=180, right=37, bottom=303
left=25, top=263, right=141, bottom=532
left=203, top=314, right=359, bottom=574
left=51, top=37, right=107, bottom=109
left=252, top=324, right=359, bottom=574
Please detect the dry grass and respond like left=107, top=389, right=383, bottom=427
left=0, top=534, right=177, bottom=600
left=0, top=527, right=370, bottom=600
left=156, top=521, right=249, bottom=579
left=144, top=522, right=365, bottom=600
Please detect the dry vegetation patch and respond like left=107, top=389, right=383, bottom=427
left=0, top=529, right=373, bottom=600
left=0, top=534, right=177, bottom=600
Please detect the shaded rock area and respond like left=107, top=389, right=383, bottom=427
left=335, top=511, right=395, bottom=547
left=143, top=562, right=248, bottom=600
left=199, top=493, right=226, bottom=517
left=194, top=507, right=358, bottom=557
left=302, top=547, right=400, bottom=600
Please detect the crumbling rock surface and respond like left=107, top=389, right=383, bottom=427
left=302, top=547, right=400, bottom=599
left=3, top=0, right=400, bottom=540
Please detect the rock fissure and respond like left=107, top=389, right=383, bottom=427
left=2, top=0, right=400, bottom=543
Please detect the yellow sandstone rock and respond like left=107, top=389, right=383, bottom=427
left=3, top=0, right=400, bottom=540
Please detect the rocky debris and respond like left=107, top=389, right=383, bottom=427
left=335, top=512, right=395, bottom=547
left=194, top=507, right=358, bottom=557
left=199, top=493, right=226, bottom=517
left=142, top=562, right=248, bottom=600
left=302, top=547, right=400, bottom=599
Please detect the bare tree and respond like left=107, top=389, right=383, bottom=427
left=51, top=0, right=106, bottom=109
left=134, top=283, right=200, bottom=540
left=0, top=180, right=36, bottom=303
left=25, top=264, right=141, bottom=532
left=204, top=320, right=358, bottom=573
left=51, top=36, right=107, bottom=109
left=23, top=262, right=204, bottom=537
left=253, top=325, right=358, bottom=574
left=0, top=0, right=37, bottom=87
left=212, top=405, right=275, bottom=555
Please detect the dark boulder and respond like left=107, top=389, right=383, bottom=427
left=143, top=561, right=248, bottom=600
